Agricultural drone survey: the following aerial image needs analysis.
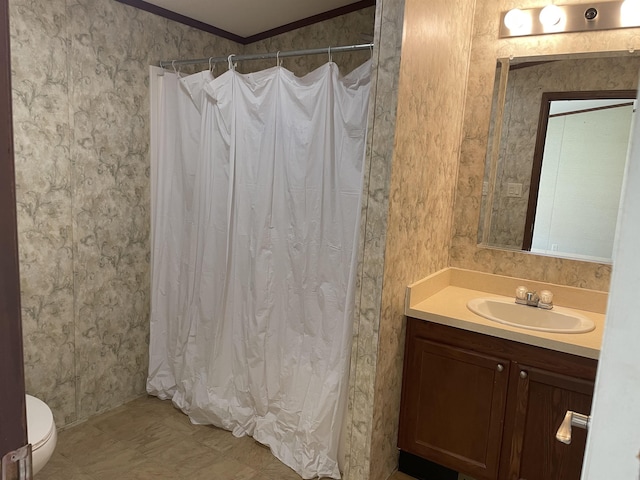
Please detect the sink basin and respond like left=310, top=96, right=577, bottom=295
left=467, top=297, right=596, bottom=334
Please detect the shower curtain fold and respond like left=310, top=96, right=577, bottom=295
left=147, top=60, right=371, bottom=479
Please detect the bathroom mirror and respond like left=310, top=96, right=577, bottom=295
left=478, top=52, right=640, bottom=263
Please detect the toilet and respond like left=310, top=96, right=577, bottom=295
left=25, top=395, right=57, bottom=475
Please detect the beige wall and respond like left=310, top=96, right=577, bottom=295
left=10, top=0, right=374, bottom=429
left=365, top=0, right=477, bottom=478
left=450, top=0, right=640, bottom=291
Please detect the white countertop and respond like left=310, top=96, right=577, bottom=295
left=405, top=268, right=606, bottom=360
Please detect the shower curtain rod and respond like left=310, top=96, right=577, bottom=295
left=158, top=43, right=374, bottom=69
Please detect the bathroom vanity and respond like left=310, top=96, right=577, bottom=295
left=399, top=268, right=605, bottom=480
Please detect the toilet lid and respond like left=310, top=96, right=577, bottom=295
left=26, top=395, right=55, bottom=450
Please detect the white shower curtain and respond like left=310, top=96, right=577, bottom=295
left=147, top=60, right=371, bottom=479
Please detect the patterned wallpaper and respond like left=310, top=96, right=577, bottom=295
left=10, top=0, right=240, bottom=428
left=9, top=0, right=374, bottom=430
left=242, top=7, right=375, bottom=77
left=365, top=0, right=476, bottom=478
left=450, top=0, right=640, bottom=291
left=342, top=0, right=405, bottom=478
left=484, top=56, right=640, bottom=249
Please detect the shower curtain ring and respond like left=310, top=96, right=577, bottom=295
left=171, top=60, right=179, bottom=75
left=209, top=57, right=215, bottom=74
left=276, top=51, right=281, bottom=67
left=328, top=46, right=332, bottom=63
left=228, top=54, right=236, bottom=71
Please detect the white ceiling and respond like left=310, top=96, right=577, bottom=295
left=550, top=99, right=636, bottom=115
left=141, top=0, right=360, bottom=38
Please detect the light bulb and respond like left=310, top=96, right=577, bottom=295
left=621, top=0, right=640, bottom=25
left=539, top=4, right=562, bottom=27
left=504, top=8, right=529, bottom=31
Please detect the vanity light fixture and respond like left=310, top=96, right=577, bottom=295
left=500, top=0, right=640, bottom=37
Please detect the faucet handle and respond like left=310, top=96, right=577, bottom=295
left=515, top=285, right=528, bottom=301
left=539, top=289, right=554, bottom=306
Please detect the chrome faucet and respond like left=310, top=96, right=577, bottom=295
left=526, top=291, right=539, bottom=306
left=515, top=286, right=553, bottom=309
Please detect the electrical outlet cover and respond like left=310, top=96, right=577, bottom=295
left=506, top=182, right=523, bottom=197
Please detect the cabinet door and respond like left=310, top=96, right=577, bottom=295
left=399, top=333, right=510, bottom=480
left=503, top=364, right=594, bottom=480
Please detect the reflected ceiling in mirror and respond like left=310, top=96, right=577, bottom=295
left=478, top=52, right=640, bottom=263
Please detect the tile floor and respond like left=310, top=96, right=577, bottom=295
left=37, top=395, right=415, bottom=480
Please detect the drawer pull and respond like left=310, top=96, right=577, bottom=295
left=519, top=370, right=528, bottom=379
left=497, top=363, right=504, bottom=372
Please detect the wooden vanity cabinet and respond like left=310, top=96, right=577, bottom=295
left=399, top=317, right=597, bottom=480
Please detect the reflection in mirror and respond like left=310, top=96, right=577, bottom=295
left=479, top=53, right=640, bottom=263
left=524, top=91, right=635, bottom=260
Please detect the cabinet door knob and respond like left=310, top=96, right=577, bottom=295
left=497, top=363, right=504, bottom=372
left=519, top=370, right=528, bottom=379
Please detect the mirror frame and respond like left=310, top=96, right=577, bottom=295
left=477, top=51, right=640, bottom=264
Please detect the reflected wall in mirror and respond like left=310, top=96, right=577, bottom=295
left=479, top=53, right=640, bottom=263
left=524, top=91, right=635, bottom=261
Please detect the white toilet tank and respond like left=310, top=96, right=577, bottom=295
left=26, top=394, right=57, bottom=475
